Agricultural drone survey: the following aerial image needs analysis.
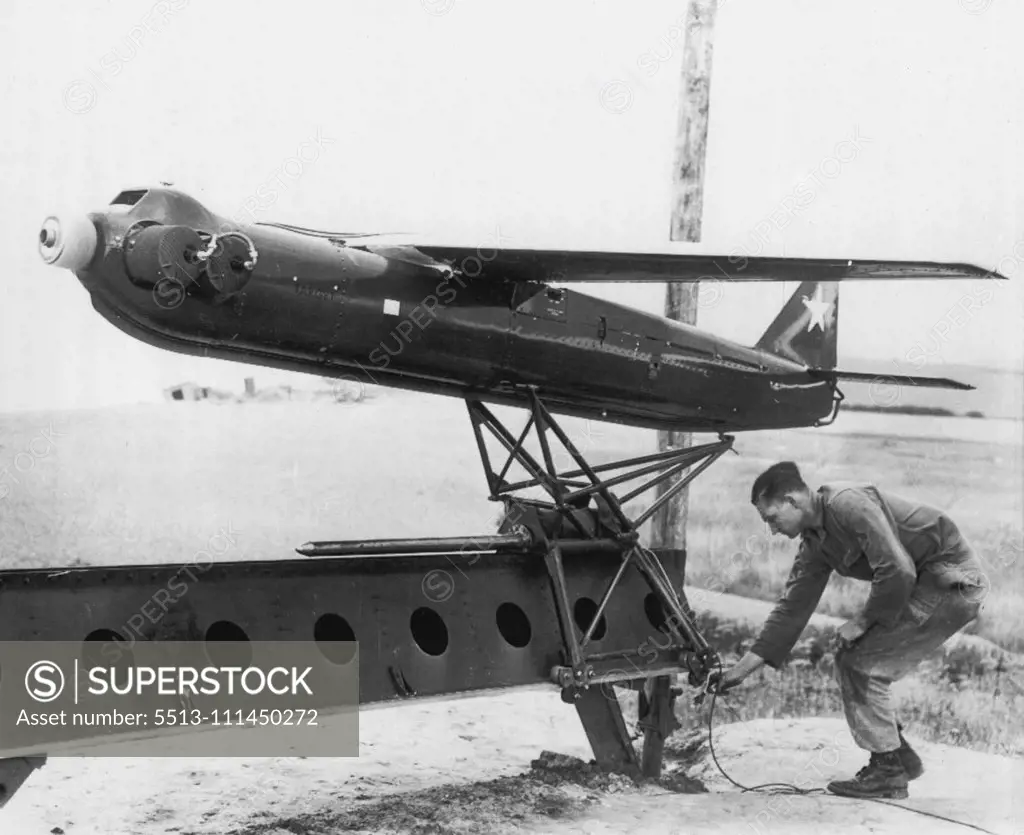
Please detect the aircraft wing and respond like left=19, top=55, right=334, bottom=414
left=354, top=244, right=1005, bottom=283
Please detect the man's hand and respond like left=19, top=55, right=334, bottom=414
left=835, top=617, right=870, bottom=649
left=711, top=666, right=747, bottom=693
left=706, top=651, right=766, bottom=695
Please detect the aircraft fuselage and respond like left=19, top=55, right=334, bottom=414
left=56, top=188, right=835, bottom=432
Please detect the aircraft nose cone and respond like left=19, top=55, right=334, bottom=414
left=38, top=214, right=98, bottom=270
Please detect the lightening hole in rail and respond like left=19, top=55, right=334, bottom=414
left=410, top=607, right=448, bottom=656
left=82, top=628, right=134, bottom=672
left=496, top=602, right=532, bottom=648
left=573, top=597, right=607, bottom=641
left=204, top=620, right=252, bottom=668
left=314, top=613, right=357, bottom=665
left=643, top=593, right=670, bottom=634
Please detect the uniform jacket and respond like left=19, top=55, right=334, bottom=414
left=750, top=483, right=985, bottom=668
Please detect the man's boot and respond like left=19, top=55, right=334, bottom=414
left=897, top=725, right=929, bottom=782
left=896, top=722, right=924, bottom=780
left=827, top=751, right=909, bottom=799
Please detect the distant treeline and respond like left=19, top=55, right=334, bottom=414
left=844, top=403, right=986, bottom=419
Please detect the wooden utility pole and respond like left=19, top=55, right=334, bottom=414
left=655, top=0, right=718, bottom=552
left=642, top=0, right=718, bottom=780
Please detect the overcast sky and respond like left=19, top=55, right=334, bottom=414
left=1, top=0, right=1021, bottom=411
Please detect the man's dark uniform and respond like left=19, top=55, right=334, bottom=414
left=751, top=483, right=988, bottom=753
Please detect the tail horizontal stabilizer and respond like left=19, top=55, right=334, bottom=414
left=808, top=369, right=975, bottom=391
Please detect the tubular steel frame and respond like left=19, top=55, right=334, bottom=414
left=466, top=390, right=733, bottom=695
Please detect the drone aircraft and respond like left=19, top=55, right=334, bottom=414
left=0, top=186, right=998, bottom=803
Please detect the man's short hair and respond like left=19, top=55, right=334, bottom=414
left=750, top=461, right=808, bottom=505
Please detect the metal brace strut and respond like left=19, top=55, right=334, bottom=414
left=468, top=390, right=729, bottom=694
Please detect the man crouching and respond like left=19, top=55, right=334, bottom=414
left=715, top=461, right=988, bottom=799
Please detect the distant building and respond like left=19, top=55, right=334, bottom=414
left=164, top=382, right=210, bottom=402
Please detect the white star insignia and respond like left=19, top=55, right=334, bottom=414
left=801, top=285, right=832, bottom=333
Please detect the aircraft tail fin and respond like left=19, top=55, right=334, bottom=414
left=754, top=281, right=839, bottom=369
